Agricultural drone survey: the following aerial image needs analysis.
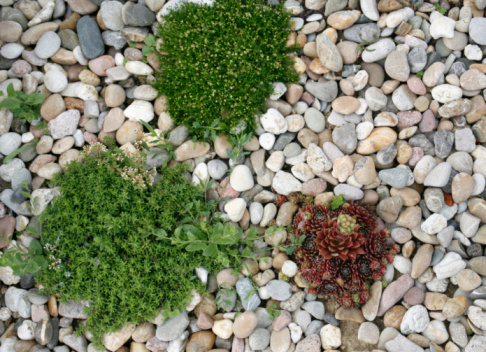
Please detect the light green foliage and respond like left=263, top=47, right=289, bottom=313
left=3, top=143, right=37, bottom=164
left=435, top=3, right=447, bottom=14
left=266, top=303, right=281, bottom=320
left=0, top=83, right=45, bottom=123
left=416, top=71, right=424, bottom=79
left=157, top=220, right=258, bottom=269
left=153, top=0, right=299, bottom=141
left=35, top=144, right=225, bottom=345
left=330, top=194, right=346, bottom=210
left=142, top=35, right=156, bottom=62
left=0, top=236, right=48, bottom=276
left=270, top=226, right=306, bottom=255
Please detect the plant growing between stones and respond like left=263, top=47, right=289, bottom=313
left=33, top=143, right=242, bottom=346
left=0, top=83, right=45, bottom=124
left=0, top=226, right=48, bottom=276
left=435, top=3, right=447, bottom=14
left=153, top=0, right=299, bottom=141
left=355, top=39, right=379, bottom=53
left=283, top=195, right=399, bottom=308
left=266, top=303, right=281, bottom=320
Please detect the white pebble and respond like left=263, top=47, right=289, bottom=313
left=281, top=260, right=298, bottom=277
left=259, top=133, right=275, bottom=150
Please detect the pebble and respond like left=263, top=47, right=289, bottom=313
left=261, top=108, right=288, bottom=134
left=77, top=15, right=104, bottom=59
left=424, top=162, right=452, bottom=187
left=44, top=70, right=68, bottom=93
left=320, top=325, right=341, bottom=350
left=400, top=305, right=430, bottom=334
left=378, top=274, right=414, bottom=316
left=35, top=31, right=61, bottom=59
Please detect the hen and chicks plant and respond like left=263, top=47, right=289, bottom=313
left=279, top=194, right=399, bottom=308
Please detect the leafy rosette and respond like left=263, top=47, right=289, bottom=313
left=288, top=197, right=399, bottom=308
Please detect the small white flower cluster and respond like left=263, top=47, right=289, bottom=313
left=48, top=254, right=61, bottom=270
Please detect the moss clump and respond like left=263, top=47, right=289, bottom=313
left=36, top=144, right=221, bottom=345
left=154, top=0, right=298, bottom=141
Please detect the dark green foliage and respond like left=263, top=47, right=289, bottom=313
left=0, top=83, right=44, bottom=123
left=153, top=0, right=299, bottom=141
left=36, top=145, right=223, bottom=345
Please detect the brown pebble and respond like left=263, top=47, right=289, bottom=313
left=383, top=305, right=406, bottom=329
left=67, top=64, right=83, bottom=82
left=60, top=13, right=81, bottom=30
left=48, top=295, right=58, bottom=317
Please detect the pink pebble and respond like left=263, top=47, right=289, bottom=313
left=302, top=178, right=327, bottom=196
left=407, top=75, right=427, bottom=95
left=408, top=147, right=424, bottom=167
left=377, top=274, right=414, bottom=316
left=31, top=304, right=50, bottom=322
left=218, top=177, right=240, bottom=199
left=397, top=111, right=422, bottom=131
left=419, top=109, right=436, bottom=133
left=83, top=131, right=98, bottom=144
left=88, top=55, right=115, bottom=77
left=12, top=60, right=32, bottom=77
left=301, top=91, right=315, bottom=105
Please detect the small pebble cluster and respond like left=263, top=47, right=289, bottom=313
left=1, top=0, right=486, bottom=351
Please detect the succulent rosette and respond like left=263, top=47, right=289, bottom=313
left=282, top=194, right=399, bottom=308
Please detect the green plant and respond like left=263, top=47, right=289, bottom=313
left=214, top=287, right=237, bottom=311
left=140, top=120, right=177, bottom=168
left=153, top=0, right=299, bottom=141
left=330, top=194, right=346, bottom=210
left=0, top=83, right=45, bottom=123
left=156, top=208, right=259, bottom=269
left=141, top=35, right=157, bottom=64
left=35, top=143, right=227, bottom=346
left=266, top=303, right=281, bottom=320
left=435, top=3, right=447, bottom=14
left=416, top=71, right=424, bottom=79
left=355, top=39, right=378, bottom=53
left=0, top=224, right=48, bottom=276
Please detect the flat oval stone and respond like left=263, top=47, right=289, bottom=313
left=35, top=31, right=61, bottom=59
left=122, top=3, right=156, bottom=27
left=77, top=15, right=104, bottom=59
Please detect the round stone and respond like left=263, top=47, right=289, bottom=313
left=44, top=70, right=68, bottom=93
left=230, top=165, right=254, bottom=192
left=35, top=31, right=61, bottom=59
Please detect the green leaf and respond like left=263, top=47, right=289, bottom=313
left=27, top=93, right=45, bottom=105
left=186, top=232, right=197, bottom=241
left=28, top=240, right=43, bottom=256
left=185, top=242, right=207, bottom=252
left=142, top=46, right=154, bottom=56
left=0, top=98, right=20, bottom=110
left=226, top=149, right=234, bottom=160
left=330, top=194, right=346, bottom=210
left=6, top=83, right=17, bottom=97
left=3, top=144, right=36, bottom=164
left=246, top=227, right=257, bottom=240
left=145, top=35, right=156, bottom=47
left=155, top=229, right=168, bottom=240
left=241, top=247, right=251, bottom=257
left=203, top=243, right=218, bottom=257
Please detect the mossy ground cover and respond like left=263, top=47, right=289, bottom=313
left=154, top=0, right=299, bottom=141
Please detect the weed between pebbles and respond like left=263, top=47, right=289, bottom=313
left=0, top=0, right=486, bottom=351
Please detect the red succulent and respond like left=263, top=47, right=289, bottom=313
left=288, top=198, right=398, bottom=308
